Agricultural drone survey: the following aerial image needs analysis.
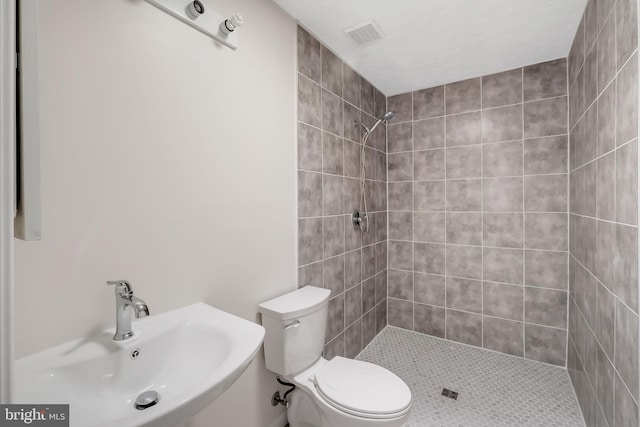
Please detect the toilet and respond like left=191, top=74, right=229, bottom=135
left=258, top=286, right=412, bottom=427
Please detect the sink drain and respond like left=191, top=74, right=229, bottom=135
left=135, top=390, right=159, bottom=410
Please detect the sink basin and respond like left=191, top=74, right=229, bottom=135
left=14, top=303, right=265, bottom=427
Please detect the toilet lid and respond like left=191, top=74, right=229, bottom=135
left=313, top=357, right=411, bottom=418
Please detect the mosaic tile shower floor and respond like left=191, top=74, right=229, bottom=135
left=356, top=327, right=584, bottom=426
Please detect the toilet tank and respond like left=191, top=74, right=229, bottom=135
left=258, top=286, right=331, bottom=376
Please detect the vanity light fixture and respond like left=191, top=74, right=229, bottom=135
left=144, top=0, right=243, bottom=50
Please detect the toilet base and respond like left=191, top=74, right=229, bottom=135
left=286, top=384, right=409, bottom=427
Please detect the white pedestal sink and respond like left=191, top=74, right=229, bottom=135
left=14, top=303, right=265, bottom=427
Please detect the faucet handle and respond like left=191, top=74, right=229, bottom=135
left=107, top=280, right=133, bottom=295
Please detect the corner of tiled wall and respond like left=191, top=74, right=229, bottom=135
left=296, top=26, right=389, bottom=359
left=385, top=58, right=570, bottom=366
left=566, top=0, right=639, bottom=425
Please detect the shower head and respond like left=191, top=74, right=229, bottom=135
left=381, top=111, right=396, bottom=122
left=367, top=110, right=396, bottom=135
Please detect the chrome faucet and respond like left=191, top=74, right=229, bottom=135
left=106, top=280, right=150, bottom=341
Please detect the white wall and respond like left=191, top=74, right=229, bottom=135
left=13, top=0, right=297, bottom=425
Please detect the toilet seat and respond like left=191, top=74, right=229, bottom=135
left=312, top=357, right=412, bottom=419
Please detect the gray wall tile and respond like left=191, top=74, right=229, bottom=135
left=446, top=78, right=481, bottom=114
left=483, top=317, right=524, bottom=356
left=446, top=309, right=482, bottom=346
left=298, top=171, right=322, bottom=217
left=297, top=27, right=320, bottom=82
left=523, top=96, right=568, bottom=138
left=482, top=68, right=522, bottom=108
left=414, top=212, right=445, bottom=243
left=298, top=123, right=323, bottom=171
left=446, top=112, right=482, bottom=146
left=389, top=240, right=413, bottom=271
left=361, top=79, right=375, bottom=117
left=345, top=249, right=361, bottom=289
left=446, top=212, right=482, bottom=245
left=446, top=245, right=482, bottom=280
left=616, top=140, right=638, bottom=224
left=481, top=104, right=523, bottom=143
left=617, top=54, right=639, bottom=145
left=299, top=261, right=323, bottom=288
left=388, top=122, right=413, bottom=153
left=343, top=285, right=362, bottom=330
left=483, top=141, right=523, bottom=177
left=483, top=281, right=524, bottom=321
left=524, top=174, right=567, bottom=212
left=615, top=224, right=639, bottom=311
left=598, top=81, right=616, bottom=155
left=596, top=342, right=615, bottom=425
left=446, top=277, right=482, bottom=313
left=324, top=333, right=344, bottom=360
left=322, top=174, right=343, bottom=215
left=597, top=13, right=616, bottom=93
left=299, top=218, right=323, bottom=265
left=415, top=273, right=445, bottom=306
left=389, top=211, right=412, bottom=241
left=525, top=324, right=566, bottom=365
left=343, top=102, right=361, bottom=143
left=388, top=298, right=413, bottom=329
left=388, top=92, right=412, bottom=123
left=389, top=182, right=413, bottom=210
left=414, top=117, right=444, bottom=150
left=415, top=242, right=445, bottom=274
left=415, top=181, right=445, bottom=211
left=414, top=303, right=445, bottom=337
left=596, top=152, right=615, bottom=221
left=446, top=145, right=482, bottom=179
left=414, top=149, right=445, bottom=180
left=322, top=132, right=343, bottom=175
left=388, top=152, right=413, bottom=182
left=615, top=300, right=639, bottom=400
left=483, top=213, right=523, bottom=248
left=342, top=65, right=360, bottom=108
left=324, top=255, right=345, bottom=296
left=344, top=319, right=362, bottom=358
left=483, top=177, right=523, bottom=212
left=447, top=179, right=482, bottom=211
left=524, top=250, right=568, bottom=289
left=523, top=58, right=568, bottom=101
left=594, top=281, right=615, bottom=361
left=321, top=46, right=342, bottom=96
left=323, top=215, right=345, bottom=258
left=525, top=213, right=568, bottom=250
left=615, top=372, right=639, bottom=427
left=298, top=75, right=322, bottom=127
left=483, top=247, right=524, bottom=284
left=525, top=287, right=568, bottom=328
left=322, top=89, right=343, bottom=136
left=413, top=86, right=444, bottom=120
left=326, top=294, right=345, bottom=342
left=616, top=0, right=638, bottom=69
left=388, top=269, right=413, bottom=300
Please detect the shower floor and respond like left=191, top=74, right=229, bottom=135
left=356, top=327, right=584, bottom=427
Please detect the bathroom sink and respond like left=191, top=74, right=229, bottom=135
left=14, top=303, right=265, bottom=427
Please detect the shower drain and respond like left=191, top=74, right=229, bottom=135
left=441, top=388, right=459, bottom=400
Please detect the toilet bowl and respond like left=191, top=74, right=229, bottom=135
left=258, top=286, right=412, bottom=427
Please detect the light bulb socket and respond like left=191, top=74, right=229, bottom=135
left=186, top=0, right=205, bottom=19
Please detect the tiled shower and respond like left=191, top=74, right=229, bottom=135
left=296, top=0, right=638, bottom=422
left=385, top=60, right=569, bottom=365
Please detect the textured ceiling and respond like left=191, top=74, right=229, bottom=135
left=273, top=0, right=587, bottom=95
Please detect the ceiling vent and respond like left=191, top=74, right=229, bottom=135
left=344, top=20, right=385, bottom=46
